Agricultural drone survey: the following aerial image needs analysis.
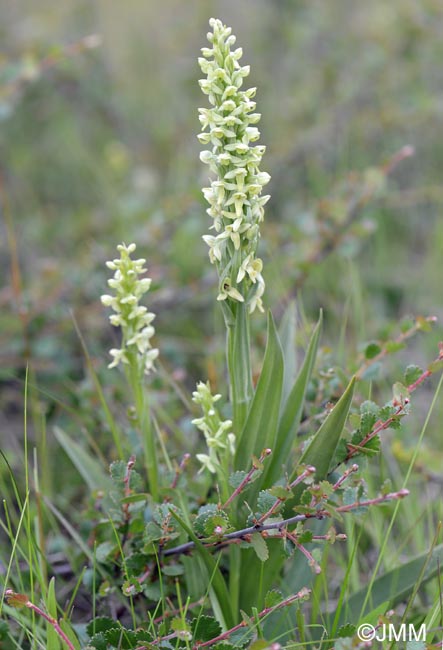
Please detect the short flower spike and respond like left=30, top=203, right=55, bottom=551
left=101, top=243, right=159, bottom=375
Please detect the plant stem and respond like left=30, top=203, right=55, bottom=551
left=128, top=358, right=159, bottom=501
left=226, top=302, right=253, bottom=434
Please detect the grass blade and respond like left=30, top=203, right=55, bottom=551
left=53, top=427, right=112, bottom=493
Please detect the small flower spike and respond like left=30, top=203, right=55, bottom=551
left=101, top=243, right=159, bottom=375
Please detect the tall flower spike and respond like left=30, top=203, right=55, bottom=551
left=198, top=17, right=270, bottom=314
left=101, top=243, right=159, bottom=375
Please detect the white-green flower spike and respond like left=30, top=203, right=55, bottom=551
left=198, top=17, right=270, bottom=314
left=101, top=243, right=159, bottom=375
left=192, top=381, right=235, bottom=474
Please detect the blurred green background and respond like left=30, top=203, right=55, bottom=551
left=1, top=0, right=443, bottom=465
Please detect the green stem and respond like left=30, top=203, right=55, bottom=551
left=226, top=302, right=253, bottom=434
left=128, top=357, right=159, bottom=502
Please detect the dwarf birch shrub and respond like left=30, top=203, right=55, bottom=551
left=3, top=17, right=443, bottom=650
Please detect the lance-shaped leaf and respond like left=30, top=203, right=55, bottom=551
left=264, top=311, right=322, bottom=488
left=235, top=312, right=284, bottom=471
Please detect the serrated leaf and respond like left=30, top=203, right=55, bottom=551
left=191, top=615, right=222, bottom=643
left=404, top=365, right=423, bottom=386
left=385, top=340, right=406, bottom=354
left=109, top=460, right=126, bottom=483
left=122, top=578, right=142, bottom=596
left=393, top=382, right=410, bottom=404
left=337, top=623, right=356, bottom=638
left=143, top=521, right=163, bottom=545
left=171, top=617, right=191, bottom=634
left=87, top=617, right=119, bottom=637
left=360, top=400, right=380, bottom=436
left=229, top=471, right=248, bottom=489
left=251, top=533, right=269, bottom=562
left=205, top=515, right=231, bottom=537
left=268, top=485, right=290, bottom=500
left=135, top=630, right=153, bottom=643
left=256, top=490, right=277, bottom=515
left=264, top=589, right=283, bottom=608
left=297, top=530, right=313, bottom=544
left=95, top=541, right=116, bottom=563
left=235, top=312, right=284, bottom=470
left=126, top=552, right=147, bottom=574
left=105, top=627, right=138, bottom=648
left=194, top=504, right=219, bottom=536
left=364, top=341, right=381, bottom=359
left=88, top=632, right=107, bottom=650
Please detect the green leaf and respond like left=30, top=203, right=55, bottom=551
left=235, top=312, right=284, bottom=470
left=256, top=490, right=278, bottom=515
left=249, top=641, right=271, bottom=650
left=170, top=510, right=235, bottom=630
left=191, top=615, right=222, bottom=643
left=278, top=301, right=297, bottom=404
left=143, top=521, right=163, bottom=545
left=86, top=617, right=118, bottom=637
left=385, top=340, right=406, bottom=354
left=88, top=632, right=107, bottom=650
left=360, top=401, right=380, bottom=436
left=292, top=376, right=356, bottom=487
left=404, top=365, right=423, bottom=386
left=250, top=533, right=269, bottom=562
left=95, top=541, right=116, bottom=563
left=364, top=341, right=381, bottom=359
left=54, top=427, right=112, bottom=493
left=339, top=544, right=443, bottom=625
left=337, top=623, right=356, bottom=638
left=194, top=504, right=219, bottom=536
left=264, top=589, right=283, bottom=608
left=229, top=471, right=248, bottom=488
left=393, top=382, right=410, bottom=404
left=162, top=564, right=184, bottom=576
left=105, top=627, right=138, bottom=648
left=264, top=311, right=322, bottom=487
left=46, top=577, right=61, bottom=650
left=110, top=460, right=126, bottom=483
left=122, top=578, right=142, bottom=596
left=428, top=358, right=443, bottom=373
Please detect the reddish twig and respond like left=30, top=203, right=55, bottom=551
left=222, top=448, right=272, bottom=509
left=355, top=316, right=437, bottom=381
left=5, top=591, right=75, bottom=650
left=256, top=465, right=316, bottom=524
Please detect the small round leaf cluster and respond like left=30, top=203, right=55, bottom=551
left=198, top=18, right=270, bottom=314
left=101, top=243, right=159, bottom=375
left=192, top=381, right=235, bottom=474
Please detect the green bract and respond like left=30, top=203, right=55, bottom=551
left=198, top=17, right=270, bottom=314
left=101, top=242, right=159, bottom=375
